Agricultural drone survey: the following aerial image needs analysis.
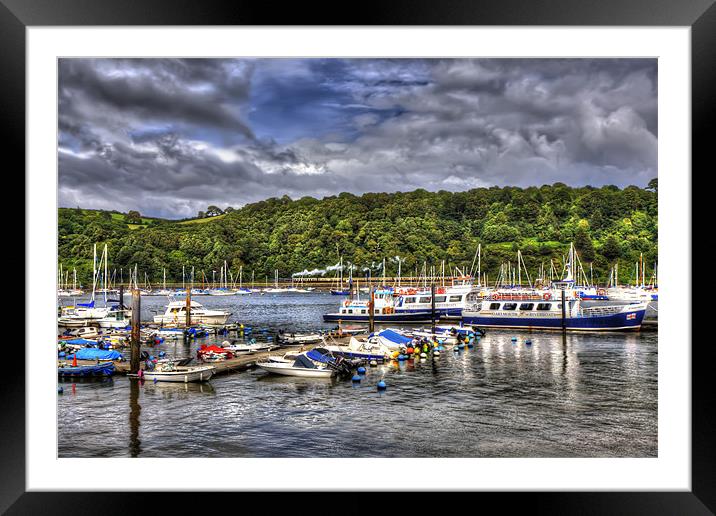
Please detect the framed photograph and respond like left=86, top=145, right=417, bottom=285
left=6, top=0, right=711, bottom=512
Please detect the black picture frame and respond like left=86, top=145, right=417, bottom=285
left=4, top=0, right=711, bottom=513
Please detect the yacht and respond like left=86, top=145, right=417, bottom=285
left=153, top=300, right=231, bottom=325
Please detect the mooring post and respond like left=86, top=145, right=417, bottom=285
left=561, top=288, right=567, bottom=333
left=185, top=286, right=192, bottom=328
left=368, top=287, right=375, bottom=334
left=130, top=288, right=141, bottom=374
left=431, top=283, right=436, bottom=334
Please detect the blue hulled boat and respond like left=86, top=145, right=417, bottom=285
left=461, top=298, right=647, bottom=331
left=58, top=361, right=115, bottom=377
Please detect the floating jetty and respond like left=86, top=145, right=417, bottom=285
left=63, top=336, right=355, bottom=377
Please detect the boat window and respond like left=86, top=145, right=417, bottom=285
left=361, top=309, right=366, bottom=314
left=404, top=297, right=416, bottom=304
left=449, top=295, right=463, bottom=302
left=348, top=309, right=353, bottom=314
left=557, top=303, right=562, bottom=309
left=503, top=303, right=517, bottom=310
left=434, top=296, right=447, bottom=303
left=519, top=303, right=534, bottom=310
left=419, top=296, right=432, bottom=303
left=489, top=303, right=501, bottom=310
left=536, top=303, right=551, bottom=311
left=375, top=309, right=380, bottom=314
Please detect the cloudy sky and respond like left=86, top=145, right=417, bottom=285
left=58, top=58, right=657, bottom=219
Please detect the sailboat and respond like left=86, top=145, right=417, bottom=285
left=330, top=256, right=350, bottom=295
left=264, top=269, right=291, bottom=293
left=208, top=261, right=236, bottom=295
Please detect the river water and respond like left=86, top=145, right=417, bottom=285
left=57, top=292, right=657, bottom=458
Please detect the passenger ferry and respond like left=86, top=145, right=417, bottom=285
left=461, top=296, right=647, bottom=331
left=462, top=253, right=648, bottom=331
left=322, top=288, right=437, bottom=323
left=392, top=277, right=484, bottom=319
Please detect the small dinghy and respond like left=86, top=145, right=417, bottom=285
left=58, top=360, right=115, bottom=377
left=134, top=362, right=216, bottom=383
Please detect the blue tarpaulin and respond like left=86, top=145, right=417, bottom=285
left=378, top=329, right=412, bottom=345
left=73, top=348, right=123, bottom=361
left=63, top=338, right=98, bottom=345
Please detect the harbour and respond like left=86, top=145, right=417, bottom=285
left=58, top=286, right=657, bottom=458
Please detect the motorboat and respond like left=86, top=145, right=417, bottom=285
left=257, top=348, right=355, bottom=377
left=153, top=300, right=231, bottom=325
left=324, top=336, right=393, bottom=361
left=257, top=360, right=335, bottom=378
left=277, top=331, right=323, bottom=345
left=138, top=363, right=216, bottom=383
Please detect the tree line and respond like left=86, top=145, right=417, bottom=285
left=58, top=180, right=658, bottom=287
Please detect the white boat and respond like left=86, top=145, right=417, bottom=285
left=140, top=363, right=215, bottom=383
left=207, top=288, right=236, bottom=296
left=156, top=328, right=185, bottom=339
left=256, top=361, right=335, bottom=378
left=223, top=341, right=273, bottom=354
left=324, top=336, right=393, bottom=361
left=153, top=300, right=231, bottom=325
left=277, top=332, right=323, bottom=345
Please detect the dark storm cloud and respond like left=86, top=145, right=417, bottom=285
left=58, top=58, right=657, bottom=218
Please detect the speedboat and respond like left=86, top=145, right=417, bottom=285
left=153, top=300, right=231, bottom=325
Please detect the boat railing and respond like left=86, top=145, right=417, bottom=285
left=579, top=305, right=625, bottom=317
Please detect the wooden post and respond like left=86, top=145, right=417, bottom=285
left=561, top=288, right=567, bottom=333
left=368, top=287, right=375, bottom=334
left=185, top=286, right=192, bottom=328
left=431, top=283, right=436, bottom=334
left=130, top=288, right=141, bottom=374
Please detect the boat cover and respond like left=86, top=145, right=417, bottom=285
left=77, top=301, right=95, bottom=307
left=293, top=354, right=317, bottom=369
left=73, top=348, right=123, bottom=360
left=63, top=338, right=98, bottom=345
left=377, top=329, right=412, bottom=345
left=306, top=349, right=332, bottom=363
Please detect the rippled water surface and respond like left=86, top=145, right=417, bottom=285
left=58, top=293, right=657, bottom=457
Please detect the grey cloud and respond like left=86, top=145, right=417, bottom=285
left=58, top=58, right=657, bottom=218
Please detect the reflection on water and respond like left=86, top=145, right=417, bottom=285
left=129, top=380, right=141, bottom=458
left=58, top=293, right=658, bottom=458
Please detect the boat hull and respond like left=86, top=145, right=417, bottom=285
left=58, top=361, right=115, bottom=377
left=322, top=312, right=438, bottom=323
left=461, top=308, right=645, bottom=331
left=142, top=366, right=215, bottom=383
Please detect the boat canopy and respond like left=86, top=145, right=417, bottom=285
left=375, top=329, right=412, bottom=345
left=306, top=348, right=333, bottom=363
left=63, top=338, right=98, bottom=345
left=293, top=354, right=317, bottom=369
